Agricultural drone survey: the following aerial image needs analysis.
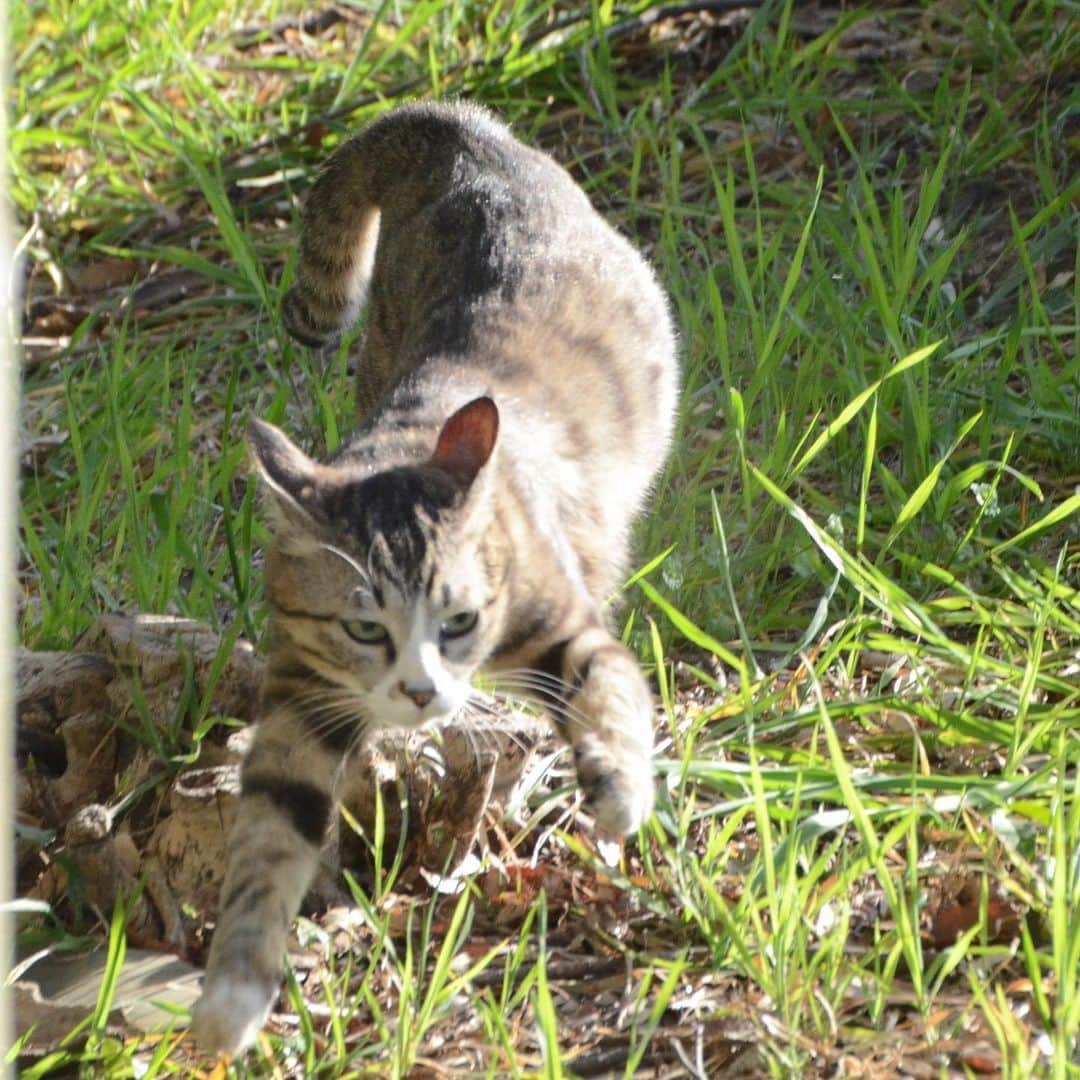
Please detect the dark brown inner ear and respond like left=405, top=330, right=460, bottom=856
left=431, top=396, right=499, bottom=488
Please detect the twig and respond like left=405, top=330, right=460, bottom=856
left=470, top=952, right=626, bottom=988
left=233, top=6, right=350, bottom=50
left=566, top=1044, right=635, bottom=1077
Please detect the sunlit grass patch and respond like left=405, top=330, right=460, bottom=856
left=10, top=0, right=1080, bottom=1075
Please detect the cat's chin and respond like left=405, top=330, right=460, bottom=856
left=371, top=699, right=462, bottom=731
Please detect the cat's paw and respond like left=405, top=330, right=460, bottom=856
left=573, top=735, right=654, bottom=836
left=281, top=286, right=340, bottom=349
left=190, top=973, right=275, bottom=1058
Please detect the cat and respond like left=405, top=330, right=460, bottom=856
left=191, top=100, right=678, bottom=1056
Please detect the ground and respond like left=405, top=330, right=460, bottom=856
left=10, top=1, right=1080, bottom=1077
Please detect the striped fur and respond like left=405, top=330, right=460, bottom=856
left=192, top=101, right=678, bottom=1057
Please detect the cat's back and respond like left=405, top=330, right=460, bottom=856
left=346, top=101, right=587, bottom=221
left=292, top=100, right=678, bottom=498
left=359, top=101, right=631, bottom=308
left=361, top=102, right=676, bottom=430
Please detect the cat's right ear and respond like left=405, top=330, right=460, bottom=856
left=431, top=396, right=499, bottom=489
left=247, top=418, right=327, bottom=536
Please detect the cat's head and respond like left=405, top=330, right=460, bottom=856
left=249, top=397, right=503, bottom=731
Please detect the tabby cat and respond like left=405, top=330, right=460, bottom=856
left=192, top=101, right=678, bottom=1056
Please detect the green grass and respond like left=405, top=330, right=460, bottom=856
left=11, top=0, right=1080, bottom=1076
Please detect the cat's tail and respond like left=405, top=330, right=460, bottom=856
left=280, top=101, right=507, bottom=348
left=280, top=194, right=381, bottom=348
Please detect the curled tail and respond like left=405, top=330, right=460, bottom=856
left=281, top=102, right=508, bottom=348
left=281, top=189, right=380, bottom=347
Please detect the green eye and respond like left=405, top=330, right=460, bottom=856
left=440, top=610, right=478, bottom=639
left=342, top=619, right=389, bottom=645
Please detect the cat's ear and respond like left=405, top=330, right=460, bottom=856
left=247, top=418, right=328, bottom=533
left=431, top=397, right=499, bottom=488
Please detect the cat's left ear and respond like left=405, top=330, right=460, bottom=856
left=247, top=417, right=328, bottom=531
left=431, top=396, right=499, bottom=489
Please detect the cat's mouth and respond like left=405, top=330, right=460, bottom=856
left=373, top=691, right=461, bottom=731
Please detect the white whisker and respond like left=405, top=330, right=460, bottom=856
left=483, top=675, right=596, bottom=730
left=267, top=678, right=371, bottom=745
left=489, top=666, right=581, bottom=698
left=464, top=697, right=538, bottom=757
left=319, top=541, right=369, bottom=583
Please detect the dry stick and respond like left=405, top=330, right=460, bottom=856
left=233, top=6, right=349, bottom=50
left=470, top=952, right=627, bottom=988
left=224, top=0, right=769, bottom=167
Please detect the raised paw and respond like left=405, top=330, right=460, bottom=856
left=191, top=971, right=277, bottom=1058
left=573, top=733, right=654, bottom=836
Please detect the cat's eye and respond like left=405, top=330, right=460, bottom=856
left=342, top=618, right=389, bottom=645
left=440, top=610, right=478, bottom=639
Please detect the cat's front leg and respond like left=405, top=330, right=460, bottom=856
left=545, top=627, right=656, bottom=836
left=191, top=706, right=338, bottom=1057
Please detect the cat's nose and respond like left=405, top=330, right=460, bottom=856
left=398, top=681, right=435, bottom=709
